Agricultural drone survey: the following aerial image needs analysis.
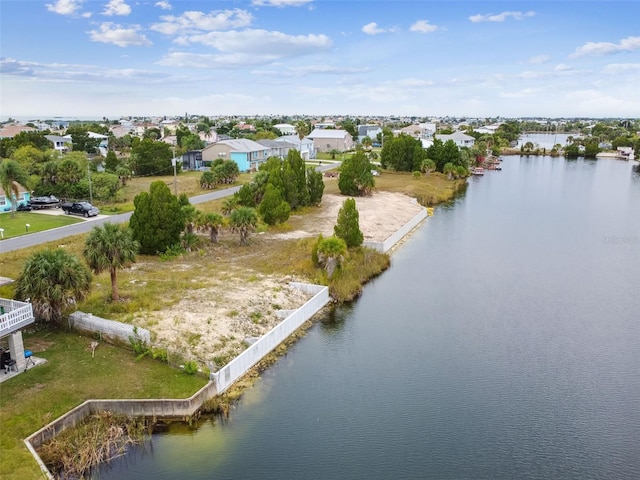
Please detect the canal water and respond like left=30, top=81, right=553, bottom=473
left=99, top=155, right=640, bottom=480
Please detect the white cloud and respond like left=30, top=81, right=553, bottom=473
left=154, top=1, right=172, bottom=10
left=89, top=23, right=152, bottom=47
left=252, top=0, right=313, bottom=6
left=469, top=11, right=535, bottom=23
left=254, top=64, right=371, bottom=77
left=570, top=36, right=640, bottom=58
left=603, top=63, right=640, bottom=74
left=410, top=20, right=439, bottom=33
left=362, top=22, right=386, bottom=35
left=103, top=0, right=131, bottom=16
left=500, top=88, right=543, bottom=98
left=0, top=58, right=36, bottom=76
left=174, top=29, right=331, bottom=57
left=46, top=0, right=84, bottom=16
left=564, top=88, right=640, bottom=117
left=158, top=29, right=332, bottom=68
left=526, top=54, right=551, bottom=64
left=158, top=52, right=267, bottom=68
left=151, top=9, right=253, bottom=35
left=554, top=64, right=572, bottom=72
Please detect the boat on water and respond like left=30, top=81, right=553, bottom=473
left=471, top=167, right=485, bottom=175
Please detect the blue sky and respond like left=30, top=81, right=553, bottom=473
left=1, top=0, right=639, bottom=119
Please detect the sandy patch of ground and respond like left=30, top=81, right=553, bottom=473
left=270, top=191, right=425, bottom=242
left=139, top=192, right=423, bottom=369
left=137, top=272, right=313, bottom=368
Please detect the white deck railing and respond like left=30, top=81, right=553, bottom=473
left=0, top=298, right=35, bottom=338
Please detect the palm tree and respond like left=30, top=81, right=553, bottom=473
left=83, top=223, right=139, bottom=302
left=229, top=206, right=258, bottom=246
left=221, top=196, right=238, bottom=216
left=316, top=236, right=347, bottom=279
left=295, top=120, right=310, bottom=159
left=443, top=162, right=455, bottom=180
left=196, top=211, right=224, bottom=244
left=0, top=159, right=30, bottom=218
left=14, top=249, right=92, bottom=324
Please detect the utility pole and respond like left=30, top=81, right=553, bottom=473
left=87, top=164, right=93, bottom=203
left=172, top=144, right=178, bottom=196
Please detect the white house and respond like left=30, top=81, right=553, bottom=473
left=257, top=139, right=298, bottom=160
left=276, top=135, right=316, bottom=160
left=273, top=123, right=296, bottom=135
left=45, top=135, right=70, bottom=154
left=358, top=125, right=382, bottom=143
left=307, top=128, right=354, bottom=153
left=436, top=131, right=475, bottom=148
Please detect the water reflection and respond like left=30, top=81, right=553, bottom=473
left=98, top=155, right=640, bottom=480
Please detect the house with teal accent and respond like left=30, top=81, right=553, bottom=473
left=0, top=182, right=31, bottom=213
left=201, top=139, right=270, bottom=172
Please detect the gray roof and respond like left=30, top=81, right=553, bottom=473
left=218, top=138, right=269, bottom=152
left=308, top=128, right=350, bottom=139
left=436, top=131, right=475, bottom=141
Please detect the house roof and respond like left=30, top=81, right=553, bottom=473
left=0, top=125, right=37, bottom=139
left=0, top=182, right=28, bottom=196
left=308, top=128, right=349, bottom=139
left=436, top=131, right=475, bottom=141
left=358, top=125, right=382, bottom=135
left=45, top=135, right=67, bottom=143
left=217, top=139, right=269, bottom=153
left=277, top=135, right=313, bottom=145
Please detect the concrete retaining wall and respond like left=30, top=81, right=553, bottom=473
left=69, top=311, right=150, bottom=345
left=24, top=283, right=329, bottom=478
left=363, top=205, right=427, bottom=253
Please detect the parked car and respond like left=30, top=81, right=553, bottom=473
left=61, top=201, right=99, bottom=218
left=17, top=202, right=32, bottom=211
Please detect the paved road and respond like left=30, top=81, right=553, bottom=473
left=0, top=163, right=341, bottom=254
left=0, top=185, right=242, bottom=254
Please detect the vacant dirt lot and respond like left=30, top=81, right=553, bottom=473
left=140, top=192, right=425, bottom=368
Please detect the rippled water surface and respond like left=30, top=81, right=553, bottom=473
left=99, top=156, right=640, bottom=480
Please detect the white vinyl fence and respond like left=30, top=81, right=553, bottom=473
left=212, top=282, right=329, bottom=393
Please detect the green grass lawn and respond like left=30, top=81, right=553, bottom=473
left=0, top=212, right=83, bottom=239
left=0, top=329, right=207, bottom=480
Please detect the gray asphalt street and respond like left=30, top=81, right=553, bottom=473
left=0, top=163, right=339, bottom=254
left=0, top=185, right=242, bottom=254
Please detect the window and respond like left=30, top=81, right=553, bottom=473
left=0, top=196, right=5, bottom=206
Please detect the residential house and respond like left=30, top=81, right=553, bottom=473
left=62, top=131, right=109, bottom=156
left=181, top=150, right=204, bottom=171
left=256, top=139, right=298, bottom=160
left=307, top=128, right=354, bottom=153
left=110, top=124, right=136, bottom=138
left=419, top=123, right=436, bottom=138
left=617, top=146, right=635, bottom=161
left=198, top=129, right=218, bottom=144
left=358, top=125, right=382, bottom=143
left=474, top=124, right=501, bottom=135
left=0, top=124, right=37, bottom=139
left=0, top=182, right=31, bottom=213
left=45, top=135, right=70, bottom=155
left=276, top=135, right=316, bottom=160
left=201, top=139, right=270, bottom=171
left=273, top=123, right=296, bottom=135
left=435, top=131, right=475, bottom=148
left=399, top=124, right=424, bottom=138
left=313, top=122, right=336, bottom=129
